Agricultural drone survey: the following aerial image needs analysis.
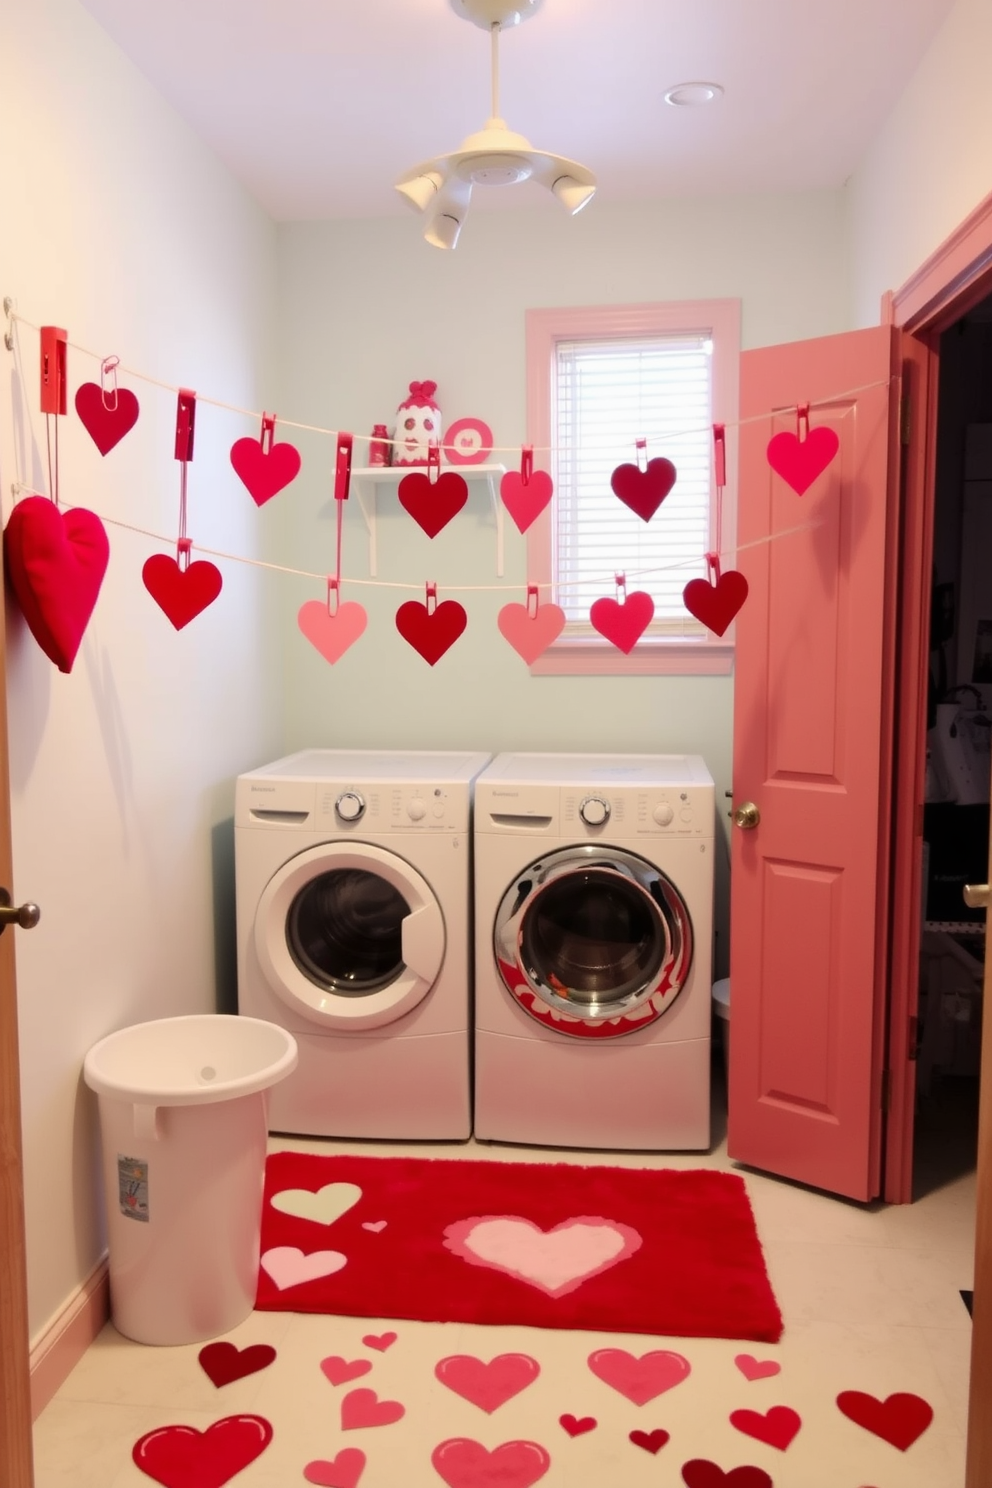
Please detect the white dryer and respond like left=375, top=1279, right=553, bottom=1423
left=474, top=753, right=714, bottom=1151
left=236, top=749, right=490, bottom=1139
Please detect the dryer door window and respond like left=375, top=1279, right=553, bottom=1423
left=287, top=869, right=407, bottom=995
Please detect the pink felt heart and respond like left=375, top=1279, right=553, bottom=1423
left=362, top=1332, right=397, bottom=1351
left=500, top=469, right=554, bottom=534
left=132, top=1414, right=272, bottom=1488
left=497, top=601, right=566, bottom=663
left=733, top=1354, right=781, bottom=1382
left=589, top=591, right=654, bottom=653
left=259, top=1246, right=347, bottom=1290
left=397, top=469, right=468, bottom=537
left=610, top=457, right=677, bottom=521
left=143, top=554, right=223, bottom=630
left=298, top=599, right=367, bottom=664
left=681, top=1463, right=772, bottom=1488
left=835, top=1390, right=933, bottom=1450
left=559, top=1415, right=597, bottom=1438
left=4, top=496, right=109, bottom=672
left=395, top=598, right=467, bottom=665
left=766, top=426, right=840, bottom=495
left=444, top=1216, right=641, bottom=1298
left=303, top=1448, right=367, bottom=1488
left=431, top=1438, right=551, bottom=1488
left=340, top=1387, right=405, bottom=1430
left=230, top=435, right=301, bottom=506
left=197, top=1342, right=276, bottom=1388
left=682, top=570, right=748, bottom=636
left=74, top=382, right=140, bottom=454
left=587, top=1348, right=690, bottom=1405
left=630, top=1429, right=670, bottom=1454
left=321, top=1355, right=373, bottom=1387
left=729, top=1405, right=801, bottom=1451
left=435, top=1354, right=540, bottom=1413
left=362, top=1220, right=387, bottom=1233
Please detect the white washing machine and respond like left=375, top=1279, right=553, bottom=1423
left=236, top=749, right=490, bottom=1139
left=474, top=753, right=714, bottom=1151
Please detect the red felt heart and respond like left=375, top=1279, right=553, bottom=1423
left=395, top=598, right=467, bottom=665
left=4, top=496, right=109, bottom=673
left=143, top=554, right=223, bottom=630
left=304, top=1448, right=367, bottom=1488
left=74, top=382, right=140, bottom=455
left=589, top=591, right=654, bottom=653
left=132, top=1414, right=272, bottom=1488
left=497, top=601, right=565, bottom=663
left=680, top=1462, right=772, bottom=1488
left=298, top=599, right=367, bottom=664
left=197, top=1342, right=276, bottom=1388
left=500, top=470, right=554, bottom=534
left=683, top=571, right=748, bottom=636
left=362, top=1332, right=397, bottom=1351
left=230, top=435, right=302, bottom=506
left=630, top=1429, right=670, bottom=1454
left=836, top=1390, right=933, bottom=1450
left=559, top=1415, right=597, bottom=1437
left=398, top=470, right=468, bottom=537
left=729, top=1405, right=801, bottom=1450
left=766, top=426, right=840, bottom=495
left=431, top=1438, right=551, bottom=1488
left=435, top=1354, right=540, bottom=1414
left=610, top=458, right=677, bottom=521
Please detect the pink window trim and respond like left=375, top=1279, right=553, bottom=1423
left=524, top=299, right=742, bottom=676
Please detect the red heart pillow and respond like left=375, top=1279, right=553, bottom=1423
left=4, top=496, right=110, bottom=673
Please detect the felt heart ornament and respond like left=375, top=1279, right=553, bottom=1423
left=497, top=600, right=565, bottom=663
left=230, top=433, right=301, bottom=506
left=500, top=469, right=554, bottom=533
left=395, top=598, right=467, bottom=665
left=397, top=469, right=468, bottom=537
left=304, top=1448, right=367, bottom=1488
left=629, top=1429, right=670, bottom=1454
left=4, top=496, right=110, bottom=672
left=559, top=1415, right=597, bottom=1438
left=729, top=1405, right=801, bottom=1451
left=197, top=1342, right=276, bottom=1388
left=340, top=1387, right=406, bottom=1430
left=362, top=1332, right=397, bottom=1351
left=734, top=1354, right=781, bottom=1382
left=362, top=1220, right=387, bottom=1233
left=132, top=1413, right=272, bottom=1488
left=298, top=599, right=367, bottom=664
left=259, top=1246, right=347, bottom=1290
left=587, top=1349, right=691, bottom=1405
left=435, top=1354, right=541, bottom=1413
left=270, top=1182, right=362, bottom=1226
left=766, top=425, right=839, bottom=495
left=142, top=554, right=222, bottom=630
left=431, top=1438, right=551, bottom=1488
left=74, top=381, right=139, bottom=454
left=444, top=1216, right=642, bottom=1298
left=835, top=1390, right=933, bottom=1450
left=610, top=457, right=677, bottom=521
left=680, top=1463, right=772, bottom=1488
left=683, top=570, right=748, bottom=636
left=321, top=1355, right=373, bottom=1387
left=589, top=590, right=654, bottom=653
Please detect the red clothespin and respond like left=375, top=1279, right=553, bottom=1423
left=713, top=424, right=726, bottom=489
left=520, top=446, right=534, bottom=486
left=635, top=438, right=648, bottom=472
left=797, top=403, right=810, bottom=442
left=527, top=583, right=540, bottom=618
left=425, top=581, right=438, bottom=614
left=615, top=572, right=627, bottom=602
left=427, top=443, right=441, bottom=483
left=705, top=550, right=722, bottom=583
left=177, top=536, right=192, bottom=572
left=261, top=412, right=277, bottom=454
left=40, top=326, right=67, bottom=415
left=175, top=389, right=196, bottom=462
left=326, top=577, right=340, bottom=616
left=334, top=432, right=353, bottom=501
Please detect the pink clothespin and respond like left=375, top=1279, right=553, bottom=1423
left=100, top=356, right=121, bottom=413
left=797, top=403, right=810, bottom=442
left=334, top=432, right=353, bottom=501
left=177, top=536, right=192, bottom=572
left=713, top=424, right=726, bottom=489
left=526, top=583, right=540, bottom=618
left=520, top=446, right=534, bottom=486
left=326, top=577, right=340, bottom=616
left=705, top=550, right=722, bottom=582
left=635, top=438, right=648, bottom=472
left=425, top=581, right=438, bottom=614
left=40, top=326, right=67, bottom=416
left=615, top=572, right=628, bottom=602
left=175, top=389, right=196, bottom=462
left=427, top=443, right=441, bottom=484
left=260, top=412, right=277, bottom=454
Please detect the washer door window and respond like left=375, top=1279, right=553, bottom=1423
left=494, top=844, right=692, bottom=1040
left=255, top=842, right=445, bottom=1029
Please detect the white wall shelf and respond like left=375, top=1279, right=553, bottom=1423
left=351, top=465, right=507, bottom=576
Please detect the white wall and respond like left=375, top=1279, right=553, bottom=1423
left=0, top=0, right=280, bottom=1338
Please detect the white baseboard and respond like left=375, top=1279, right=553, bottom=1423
left=29, top=1256, right=110, bottom=1420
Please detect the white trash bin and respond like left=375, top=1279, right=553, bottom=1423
left=84, top=1014, right=297, bottom=1346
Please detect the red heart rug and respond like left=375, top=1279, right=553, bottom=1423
left=610, top=457, right=677, bottom=521
left=298, top=599, right=367, bottom=664
left=398, top=470, right=468, bottom=537
left=435, top=1354, right=540, bottom=1413
left=835, top=1390, right=933, bottom=1450
left=75, top=382, right=140, bottom=454
left=4, top=496, right=110, bottom=672
left=497, top=601, right=565, bottom=663
left=197, top=1342, right=276, bottom=1387
left=395, top=598, right=467, bottom=665
left=132, top=1414, right=272, bottom=1488
left=431, top=1438, right=551, bottom=1488
left=729, top=1404, right=802, bottom=1450
left=500, top=469, right=554, bottom=533
left=230, top=434, right=301, bottom=506
left=590, top=591, right=655, bottom=653
left=143, top=554, right=222, bottom=630
left=681, top=1464, right=771, bottom=1488
left=304, top=1448, right=367, bottom=1488
left=766, top=426, right=839, bottom=495
left=683, top=571, right=748, bottom=636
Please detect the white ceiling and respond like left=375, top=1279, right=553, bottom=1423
left=80, top=0, right=956, bottom=222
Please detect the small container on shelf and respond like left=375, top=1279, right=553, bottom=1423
left=368, top=424, right=391, bottom=467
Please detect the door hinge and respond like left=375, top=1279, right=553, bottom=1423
left=908, top=1014, right=920, bottom=1060
left=880, top=1068, right=892, bottom=1111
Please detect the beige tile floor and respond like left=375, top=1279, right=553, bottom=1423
left=33, top=1065, right=976, bottom=1488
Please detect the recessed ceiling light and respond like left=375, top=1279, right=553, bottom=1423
left=664, top=81, right=724, bottom=107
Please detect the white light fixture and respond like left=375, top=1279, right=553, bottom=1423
left=396, top=0, right=596, bottom=249
left=664, top=81, right=724, bottom=107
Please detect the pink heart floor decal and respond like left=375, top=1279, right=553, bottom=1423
left=321, top=1355, right=372, bottom=1386
left=340, top=1387, right=405, bottom=1430
left=304, top=1447, right=366, bottom=1488
left=431, top=1438, right=551, bottom=1488
left=734, top=1354, right=781, bottom=1382
left=435, top=1354, right=540, bottom=1413
left=587, top=1348, right=691, bottom=1404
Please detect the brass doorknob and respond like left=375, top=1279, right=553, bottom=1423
left=0, top=887, right=40, bottom=934
left=963, top=882, right=990, bottom=909
left=733, top=801, right=761, bottom=830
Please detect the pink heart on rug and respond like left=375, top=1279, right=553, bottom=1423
left=260, top=1247, right=347, bottom=1290
left=197, top=1342, right=276, bottom=1388
left=435, top=1354, right=540, bottom=1413
left=74, top=381, right=140, bottom=454
left=362, top=1220, right=387, bottom=1233
left=587, top=1349, right=691, bottom=1405
left=143, top=554, right=223, bottom=630
left=835, top=1390, right=933, bottom=1450
left=500, top=469, right=554, bottom=534
left=681, top=1463, right=772, bottom=1488
left=4, top=496, right=110, bottom=673
left=298, top=598, right=367, bottom=664
left=341, top=1387, right=405, bottom=1430
left=559, top=1415, right=597, bottom=1438
left=362, top=1332, right=397, bottom=1352
left=497, top=600, right=565, bottom=664
left=682, top=571, right=748, bottom=636
left=230, top=434, right=302, bottom=506
left=766, top=426, right=839, bottom=495
left=397, top=469, right=468, bottom=537
left=431, top=1438, right=551, bottom=1488
left=630, top=1429, right=670, bottom=1454
left=734, top=1354, right=781, bottom=1382
left=303, top=1448, right=366, bottom=1488
left=589, top=591, right=654, bottom=653
left=610, top=457, right=677, bottom=521
left=132, top=1414, right=272, bottom=1488
left=729, top=1405, right=801, bottom=1451
left=321, top=1355, right=373, bottom=1387
left=395, top=598, right=467, bottom=665
left=444, top=1216, right=642, bottom=1298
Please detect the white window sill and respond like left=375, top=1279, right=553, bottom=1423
left=528, top=637, right=735, bottom=676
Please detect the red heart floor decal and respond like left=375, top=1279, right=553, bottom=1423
left=500, top=469, right=554, bottom=533
left=304, top=1447, right=366, bottom=1488
left=197, top=1342, right=276, bottom=1387
left=610, top=457, right=677, bottom=521
left=362, top=1332, right=397, bottom=1351
left=587, top=1348, right=690, bottom=1405
left=630, top=1428, right=670, bottom=1454
left=683, top=570, right=748, bottom=636
left=766, top=426, right=840, bottom=495
left=729, top=1404, right=802, bottom=1450
left=435, top=1354, right=540, bottom=1413
left=398, top=470, right=468, bottom=537
left=836, top=1390, right=934, bottom=1450
left=559, top=1414, right=597, bottom=1437
left=143, top=554, right=223, bottom=630
left=681, top=1463, right=772, bottom=1488
left=497, top=601, right=565, bottom=663
left=75, top=382, right=140, bottom=454
left=4, top=496, right=110, bottom=672
left=395, top=598, right=467, bottom=665
left=298, top=598, right=367, bottom=663
left=431, top=1438, right=551, bottom=1488
left=230, top=435, right=302, bottom=506
left=589, top=591, right=654, bottom=653
left=132, top=1413, right=272, bottom=1488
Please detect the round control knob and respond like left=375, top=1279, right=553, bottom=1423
left=407, top=797, right=427, bottom=822
left=335, top=791, right=365, bottom=823
left=579, top=795, right=611, bottom=827
left=653, top=802, right=674, bottom=826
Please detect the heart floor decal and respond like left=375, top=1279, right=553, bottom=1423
left=298, top=599, right=367, bottom=664
left=443, top=1216, right=642, bottom=1298
left=559, top=1414, right=597, bottom=1437
left=681, top=1462, right=772, bottom=1488
left=630, top=1428, right=670, bottom=1454
left=683, top=571, right=748, bottom=636
left=143, top=554, right=222, bottom=630
left=303, top=1447, right=367, bottom=1488
left=835, top=1389, right=934, bottom=1450
left=610, top=457, right=677, bottom=521
left=500, top=469, right=554, bottom=533
left=260, top=1246, right=347, bottom=1290
left=270, top=1182, right=363, bottom=1227
left=362, top=1332, right=397, bottom=1351
left=431, top=1438, right=551, bottom=1488
left=75, top=381, right=140, bottom=454
left=197, top=1342, right=276, bottom=1388
left=435, top=1354, right=540, bottom=1413
left=734, top=1354, right=781, bottom=1382
left=132, top=1414, right=272, bottom=1488
left=397, top=470, right=468, bottom=537
left=587, top=1348, right=691, bottom=1405
left=340, top=1387, right=405, bottom=1430
left=766, top=425, right=840, bottom=495
left=395, top=598, right=467, bottom=665
left=4, top=496, right=110, bottom=672
left=729, top=1404, right=802, bottom=1450
left=230, top=435, right=301, bottom=506
left=589, top=590, right=655, bottom=653
left=497, top=601, right=565, bottom=664
left=321, top=1355, right=373, bottom=1386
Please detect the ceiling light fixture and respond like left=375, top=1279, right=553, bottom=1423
left=664, top=81, right=724, bottom=107
left=396, top=0, right=596, bottom=249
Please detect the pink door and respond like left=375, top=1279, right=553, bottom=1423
left=730, top=325, right=897, bottom=1201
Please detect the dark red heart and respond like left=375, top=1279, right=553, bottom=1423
left=766, top=426, right=839, bottom=495
left=143, top=554, right=223, bottom=630
left=4, top=496, right=109, bottom=673
left=397, top=470, right=468, bottom=537
left=230, top=436, right=302, bottom=506
left=589, top=590, right=655, bottom=653
left=729, top=1405, right=801, bottom=1451
left=75, top=382, right=140, bottom=455
left=836, top=1390, right=933, bottom=1451
left=559, top=1414, right=597, bottom=1438
left=630, top=1429, right=670, bottom=1454
left=610, top=457, right=677, bottom=521
left=681, top=1462, right=772, bottom=1488
left=500, top=469, right=554, bottom=533
left=132, top=1414, right=272, bottom=1488
left=395, top=598, right=467, bottom=665
left=198, top=1342, right=277, bottom=1388
left=682, top=570, right=748, bottom=636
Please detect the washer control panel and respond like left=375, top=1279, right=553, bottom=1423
left=559, top=786, right=711, bottom=836
left=312, top=783, right=470, bottom=831
left=335, top=791, right=365, bottom=822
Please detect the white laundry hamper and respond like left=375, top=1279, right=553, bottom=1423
left=84, top=1014, right=297, bottom=1346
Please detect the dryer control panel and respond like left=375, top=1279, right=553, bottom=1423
left=476, top=777, right=714, bottom=838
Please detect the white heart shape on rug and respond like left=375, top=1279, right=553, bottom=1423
left=444, top=1216, right=642, bottom=1298
left=362, top=1220, right=387, bottom=1233
left=271, top=1182, right=362, bottom=1226
left=261, top=1246, right=348, bottom=1290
